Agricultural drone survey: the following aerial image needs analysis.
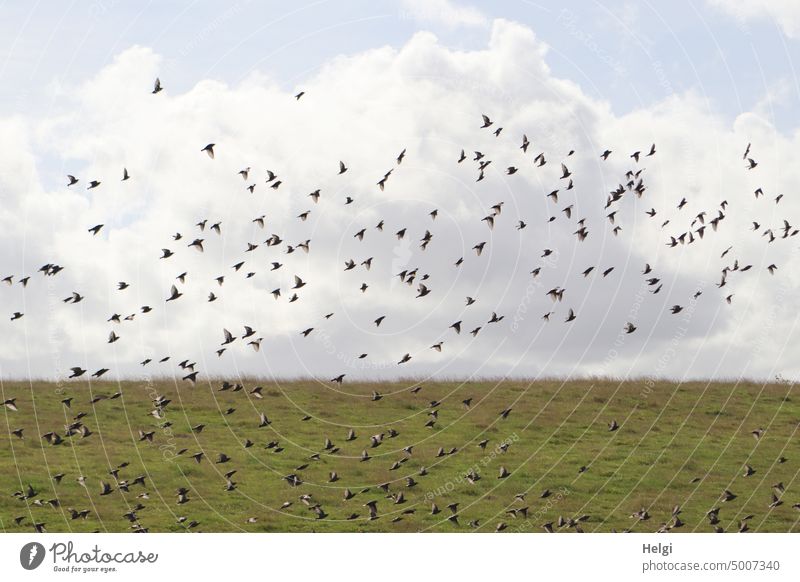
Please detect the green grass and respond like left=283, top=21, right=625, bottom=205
left=0, top=378, right=798, bottom=532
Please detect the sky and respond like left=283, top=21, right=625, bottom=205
left=0, top=0, right=799, bottom=383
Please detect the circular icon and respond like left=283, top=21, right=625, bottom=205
left=19, top=542, right=46, bottom=570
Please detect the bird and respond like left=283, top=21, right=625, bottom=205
left=166, top=285, right=182, bottom=301
left=201, top=143, right=215, bottom=158
left=221, top=329, right=236, bottom=345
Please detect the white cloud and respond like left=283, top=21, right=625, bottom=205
left=1, top=19, right=799, bottom=383
left=399, top=0, right=488, bottom=29
left=707, top=0, right=800, bottom=38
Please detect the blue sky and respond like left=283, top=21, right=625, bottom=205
left=1, top=0, right=798, bottom=128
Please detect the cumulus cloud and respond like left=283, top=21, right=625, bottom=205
left=1, top=19, right=798, bottom=383
left=707, top=0, right=800, bottom=38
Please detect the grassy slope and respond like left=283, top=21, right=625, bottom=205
left=0, top=378, right=797, bottom=532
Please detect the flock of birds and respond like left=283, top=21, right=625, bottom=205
left=2, top=76, right=798, bottom=533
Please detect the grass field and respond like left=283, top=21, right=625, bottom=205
left=1, top=378, right=798, bottom=532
